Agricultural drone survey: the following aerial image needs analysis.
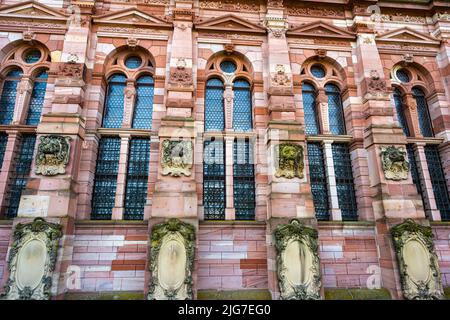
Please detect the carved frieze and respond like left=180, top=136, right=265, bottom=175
left=199, top=0, right=260, bottom=12
left=275, top=143, right=304, bottom=179
left=147, top=218, right=195, bottom=300
left=287, top=5, right=344, bottom=18
left=161, top=140, right=193, bottom=177
left=275, top=219, right=322, bottom=300
left=1, top=218, right=62, bottom=300
left=391, top=219, right=444, bottom=300
left=35, top=135, right=72, bottom=176
left=380, top=145, right=409, bottom=181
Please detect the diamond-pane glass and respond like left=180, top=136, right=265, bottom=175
left=125, top=56, right=142, bottom=69
left=425, top=145, right=450, bottom=220
left=124, top=138, right=150, bottom=220
left=102, top=74, right=126, bottom=128
left=24, top=50, right=41, bottom=64
left=0, top=133, right=7, bottom=170
left=406, top=144, right=426, bottom=209
left=311, top=65, right=326, bottom=78
left=393, top=88, right=410, bottom=136
left=91, top=137, right=121, bottom=220
left=302, top=82, right=319, bottom=135
left=326, top=84, right=346, bottom=135
left=203, top=140, right=225, bottom=220
left=233, top=139, right=255, bottom=220
left=396, top=69, right=410, bottom=83
left=0, top=69, right=22, bottom=125
left=307, top=143, right=329, bottom=220
left=233, top=79, right=252, bottom=132
left=332, top=143, right=358, bottom=221
left=25, top=71, right=48, bottom=125
left=132, top=75, right=154, bottom=129
left=220, top=61, right=237, bottom=73
left=205, top=78, right=224, bottom=131
left=413, top=87, right=434, bottom=137
left=3, top=135, right=36, bottom=218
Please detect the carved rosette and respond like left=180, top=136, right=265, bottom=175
left=275, top=219, right=322, bottom=300
left=147, top=218, right=195, bottom=300
left=391, top=219, right=444, bottom=300
left=380, top=145, right=409, bottom=181
left=1, top=218, right=62, bottom=300
left=161, top=140, right=193, bottom=177
left=35, top=135, right=72, bottom=176
left=275, top=143, right=304, bottom=179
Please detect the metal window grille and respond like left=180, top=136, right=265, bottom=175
left=91, top=137, right=121, bottom=220
left=413, top=87, right=434, bottom=137
left=302, top=82, right=320, bottom=135
left=325, top=84, right=346, bottom=135
left=203, top=139, right=225, bottom=220
left=3, top=134, right=36, bottom=218
left=124, top=138, right=150, bottom=220
left=102, top=74, right=126, bottom=128
left=233, top=138, right=255, bottom=220
left=307, top=143, right=329, bottom=220
left=332, top=143, right=358, bottom=221
left=0, top=69, right=22, bottom=125
left=424, top=145, right=450, bottom=220
left=0, top=133, right=7, bottom=170
left=132, top=75, right=154, bottom=129
left=205, top=78, right=225, bottom=131
left=233, top=79, right=252, bottom=132
left=25, top=71, right=48, bottom=125
left=406, top=144, right=426, bottom=210
left=393, top=89, right=410, bottom=136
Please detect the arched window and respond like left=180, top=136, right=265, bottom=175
left=325, top=83, right=346, bottom=135
left=232, top=79, right=252, bottom=131
left=25, top=70, right=48, bottom=125
left=412, top=87, right=433, bottom=137
left=0, top=69, right=22, bottom=125
left=102, top=74, right=126, bottom=128
left=132, top=75, right=154, bottom=129
left=393, top=88, right=410, bottom=136
left=302, top=82, right=319, bottom=135
left=205, top=78, right=224, bottom=131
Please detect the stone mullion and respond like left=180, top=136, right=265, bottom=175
left=112, top=134, right=130, bottom=220
left=317, top=88, right=330, bottom=134
left=224, top=136, right=235, bottom=220
left=0, top=131, right=20, bottom=218
left=321, top=140, right=342, bottom=221
left=223, top=85, right=234, bottom=130
left=122, top=79, right=136, bottom=129
left=12, top=77, right=33, bottom=125
left=403, top=93, right=422, bottom=138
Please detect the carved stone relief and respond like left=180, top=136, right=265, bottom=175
left=1, top=218, right=62, bottom=300
left=380, top=145, right=409, bottom=181
left=275, top=143, right=304, bottom=179
left=264, top=17, right=288, bottom=38
left=275, top=219, right=322, bottom=300
left=271, top=64, right=291, bottom=87
left=391, top=219, right=444, bottom=300
left=161, top=140, right=193, bottom=177
left=169, top=58, right=193, bottom=88
left=35, top=135, right=72, bottom=176
left=147, top=218, right=195, bottom=300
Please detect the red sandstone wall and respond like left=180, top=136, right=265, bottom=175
left=70, top=223, right=148, bottom=292
left=197, top=223, right=268, bottom=291
left=433, top=226, right=450, bottom=287
left=0, top=222, right=12, bottom=292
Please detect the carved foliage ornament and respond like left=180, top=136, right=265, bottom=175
left=271, top=64, right=291, bottom=87
left=147, top=218, right=195, bottom=300
left=161, top=140, right=193, bottom=177
left=275, top=219, right=322, bottom=300
left=1, top=218, right=62, bottom=300
left=275, top=143, right=304, bottom=179
left=264, top=17, right=288, bottom=38
left=391, top=219, right=444, bottom=300
left=35, top=135, right=72, bottom=176
left=380, top=145, right=409, bottom=181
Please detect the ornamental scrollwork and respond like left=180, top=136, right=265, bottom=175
left=275, top=143, right=304, bottom=179
left=35, top=135, right=72, bottom=176
left=161, top=140, right=193, bottom=177
left=380, top=145, right=409, bottom=181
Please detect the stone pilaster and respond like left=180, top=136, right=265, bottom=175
left=322, top=140, right=342, bottom=221
left=112, top=135, right=130, bottom=220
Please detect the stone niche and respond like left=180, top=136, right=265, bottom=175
left=147, top=218, right=195, bottom=300
left=1, top=218, right=62, bottom=300
left=391, top=219, right=444, bottom=300
left=274, top=219, right=322, bottom=300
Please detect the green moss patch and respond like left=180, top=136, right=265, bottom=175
left=197, top=290, right=272, bottom=300
left=64, top=291, right=144, bottom=300
left=324, top=288, right=391, bottom=300
left=444, top=287, right=450, bottom=300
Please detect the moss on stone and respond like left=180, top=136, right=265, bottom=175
left=324, top=288, right=391, bottom=300
left=64, top=291, right=144, bottom=300
left=197, top=290, right=272, bottom=300
left=444, top=287, right=450, bottom=300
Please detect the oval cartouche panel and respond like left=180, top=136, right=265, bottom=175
left=403, top=239, right=431, bottom=283
left=16, top=239, right=47, bottom=290
left=158, top=238, right=187, bottom=291
left=283, top=239, right=313, bottom=287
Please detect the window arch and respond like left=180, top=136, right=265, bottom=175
left=0, top=69, right=22, bottom=125
left=132, top=75, right=154, bottom=129
left=412, top=87, right=433, bottom=137
left=302, top=82, right=320, bottom=135
left=325, top=83, right=346, bottom=135
left=393, top=88, right=410, bottom=136
left=102, top=74, right=126, bottom=128
left=25, top=70, right=48, bottom=125
left=205, top=78, right=225, bottom=131
left=232, top=79, right=252, bottom=131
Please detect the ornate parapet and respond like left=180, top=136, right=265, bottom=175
left=161, top=140, right=193, bottom=177
left=35, top=135, right=72, bottom=176
left=1, top=218, right=62, bottom=300
left=275, top=143, right=304, bottom=179
left=391, top=219, right=444, bottom=300
left=380, top=145, right=409, bottom=181
left=147, top=218, right=195, bottom=300
left=274, top=219, right=321, bottom=300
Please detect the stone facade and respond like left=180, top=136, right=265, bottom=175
left=0, top=0, right=448, bottom=300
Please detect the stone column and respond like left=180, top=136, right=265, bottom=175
left=322, top=140, right=342, bottom=221
left=112, top=135, right=130, bottom=220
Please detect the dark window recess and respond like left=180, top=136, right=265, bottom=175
left=0, top=133, right=8, bottom=170
left=413, top=87, right=434, bottom=137
left=393, top=89, right=410, bottom=136
left=203, top=139, right=225, bottom=220
left=233, top=79, right=252, bottom=132
left=307, top=143, right=329, bottom=221
left=25, top=71, right=48, bottom=125
left=102, top=74, right=126, bottom=128
left=325, top=83, right=346, bottom=135
left=302, top=82, right=320, bottom=135
left=205, top=78, right=225, bottom=131
left=233, top=139, right=255, bottom=220
left=132, top=75, right=154, bottom=129
left=406, top=144, right=426, bottom=210
left=91, top=137, right=121, bottom=220
left=0, top=69, right=22, bottom=125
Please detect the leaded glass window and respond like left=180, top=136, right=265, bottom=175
left=0, top=133, right=7, bottom=170
left=3, top=134, right=35, bottom=218
left=124, top=138, right=150, bottom=220
left=326, top=83, right=346, bottom=135
left=203, top=139, right=225, bottom=219
left=102, top=74, right=126, bottom=128
left=233, top=138, right=255, bottom=220
left=393, top=88, right=410, bottom=136
left=413, top=87, right=434, bottom=137
left=307, top=143, right=329, bottom=220
left=233, top=79, right=252, bottom=131
left=220, top=61, right=237, bottom=73
left=91, top=137, right=121, bottom=220
left=25, top=70, right=48, bottom=125
left=0, top=69, right=22, bottom=125
left=125, top=56, right=142, bottom=69
left=132, top=75, right=154, bottom=129
left=396, top=69, right=410, bottom=83
left=406, top=144, right=426, bottom=209
left=205, top=78, right=224, bottom=131
left=332, top=143, right=358, bottom=220
left=24, top=50, right=41, bottom=64
left=425, top=145, right=450, bottom=220
left=311, top=65, right=326, bottom=79
left=302, top=82, right=320, bottom=135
